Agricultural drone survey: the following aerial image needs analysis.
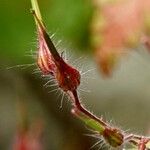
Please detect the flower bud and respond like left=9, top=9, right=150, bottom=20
left=103, top=127, right=124, bottom=147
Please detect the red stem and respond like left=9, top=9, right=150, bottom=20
left=71, top=90, right=107, bottom=127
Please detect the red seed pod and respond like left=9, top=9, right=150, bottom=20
left=32, top=10, right=81, bottom=92
left=55, top=59, right=81, bottom=91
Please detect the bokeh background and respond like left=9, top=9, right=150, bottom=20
left=1, top=0, right=150, bottom=149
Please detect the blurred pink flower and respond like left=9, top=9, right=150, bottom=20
left=91, top=0, right=150, bottom=76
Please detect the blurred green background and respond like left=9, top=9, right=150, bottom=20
left=1, top=0, right=150, bottom=150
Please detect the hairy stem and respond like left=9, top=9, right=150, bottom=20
left=71, top=90, right=124, bottom=147
left=30, top=0, right=150, bottom=149
left=71, top=90, right=107, bottom=127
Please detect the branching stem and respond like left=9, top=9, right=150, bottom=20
left=30, top=0, right=150, bottom=149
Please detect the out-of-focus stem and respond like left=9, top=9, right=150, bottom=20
left=31, top=0, right=42, bottom=21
